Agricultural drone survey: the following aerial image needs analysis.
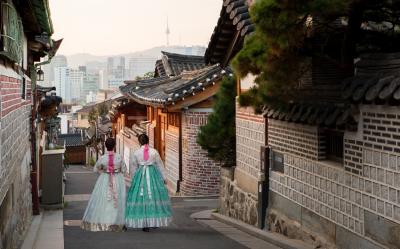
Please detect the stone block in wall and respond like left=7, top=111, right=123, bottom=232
left=268, top=191, right=301, bottom=222
left=364, top=210, right=400, bottom=249
left=220, top=167, right=234, bottom=181
left=336, top=226, right=384, bottom=249
left=219, top=172, right=258, bottom=226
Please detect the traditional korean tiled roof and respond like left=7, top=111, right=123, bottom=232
left=154, top=51, right=206, bottom=77
left=32, top=0, right=54, bottom=34
left=342, top=53, right=400, bottom=104
left=108, top=97, right=131, bottom=121
left=76, top=104, right=97, bottom=114
left=265, top=53, right=400, bottom=130
left=342, top=75, right=400, bottom=104
left=121, top=64, right=233, bottom=107
left=263, top=103, right=356, bottom=130
left=57, top=134, right=84, bottom=147
left=205, top=0, right=254, bottom=65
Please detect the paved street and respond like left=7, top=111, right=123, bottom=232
left=63, top=165, right=280, bottom=249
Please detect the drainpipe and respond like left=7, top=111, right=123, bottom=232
left=257, top=117, right=270, bottom=229
left=177, top=112, right=183, bottom=192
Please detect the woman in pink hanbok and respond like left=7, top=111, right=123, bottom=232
left=81, top=138, right=126, bottom=232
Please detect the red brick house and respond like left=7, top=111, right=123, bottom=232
left=0, top=1, right=60, bottom=248
left=119, top=54, right=232, bottom=196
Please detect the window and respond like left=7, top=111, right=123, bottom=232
left=325, top=130, right=344, bottom=163
left=271, top=150, right=284, bottom=173
left=21, top=77, right=26, bottom=99
left=0, top=1, right=23, bottom=63
left=168, top=113, right=180, bottom=127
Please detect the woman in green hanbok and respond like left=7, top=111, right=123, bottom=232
left=125, top=134, right=172, bottom=232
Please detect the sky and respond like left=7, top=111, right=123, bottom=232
left=49, top=0, right=222, bottom=56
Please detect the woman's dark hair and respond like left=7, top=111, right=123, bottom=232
left=105, top=137, right=116, bottom=151
left=138, top=134, right=149, bottom=146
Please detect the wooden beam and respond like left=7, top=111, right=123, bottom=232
left=223, top=30, right=241, bottom=67
left=167, top=83, right=220, bottom=112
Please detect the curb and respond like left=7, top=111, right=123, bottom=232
left=190, top=209, right=213, bottom=220
left=170, top=195, right=219, bottom=199
left=21, top=213, right=43, bottom=249
left=211, top=213, right=314, bottom=249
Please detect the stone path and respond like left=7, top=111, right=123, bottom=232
left=34, top=210, right=64, bottom=249
left=62, top=165, right=282, bottom=249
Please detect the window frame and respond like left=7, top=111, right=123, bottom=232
left=0, top=1, right=24, bottom=63
left=324, top=129, right=344, bottom=164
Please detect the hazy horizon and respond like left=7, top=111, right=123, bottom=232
left=55, top=45, right=206, bottom=58
left=49, top=0, right=222, bottom=56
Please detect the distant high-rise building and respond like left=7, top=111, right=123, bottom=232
left=128, top=56, right=157, bottom=79
left=86, top=91, right=97, bottom=104
left=54, top=67, right=71, bottom=103
left=164, top=46, right=206, bottom=56
left=82, top=72, right=100, bottom=101
left=43, top=55, right=68, bottom=87
left=78, top=66, right=87, bottom=73
left=107, top=56, right=125, bottom=77
left=86, top=61, right=106, bottom=74
left=107, top=56, right=126, bottom=89
left=98, top=70, right=107, bottom=89
left=69, top=69, right=84, bottom=102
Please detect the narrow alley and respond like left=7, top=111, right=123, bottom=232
left=62, top=165, right=281, bottom=249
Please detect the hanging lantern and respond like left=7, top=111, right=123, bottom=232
left=37, top=67, right=44, bottom=81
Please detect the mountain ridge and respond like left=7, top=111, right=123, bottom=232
left=64, top=45, right=206, bottom=68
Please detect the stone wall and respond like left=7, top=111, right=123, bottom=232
left=219, top=103, right=264, bottom=226
left=267, top=105, right=400, bottom=249
left=180, top=109, right=220, bottom=196
left=220, top=167, right=258, bottom=226
left=165, top=130, right=180, bottom=193
left=0, top=64, right=33, bottom=249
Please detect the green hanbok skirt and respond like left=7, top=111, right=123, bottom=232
left=125, top=165, right=172, bottom=228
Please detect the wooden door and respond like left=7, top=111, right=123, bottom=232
left=157, top=113, right=167, bottom=161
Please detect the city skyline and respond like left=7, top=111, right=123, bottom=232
left=49, top=0, right=222, bottom=56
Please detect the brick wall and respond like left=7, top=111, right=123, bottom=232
left=181, top=110, right=220, bottom=196
left=268, top=105, right=400, bottom=248
left=235, top=104, right=265, bottom=180
left=0, top=65, right=33, bottom=249
left=269, top=119, right=325, bottom=160
left=165, top=130, right=179, bottom=192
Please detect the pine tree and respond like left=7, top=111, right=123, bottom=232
left=232, top=0, right=400, bottom=111
left=197, top=76, right=236, bottom=167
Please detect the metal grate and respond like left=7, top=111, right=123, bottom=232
left=326, top=130, right=344, bottom=163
